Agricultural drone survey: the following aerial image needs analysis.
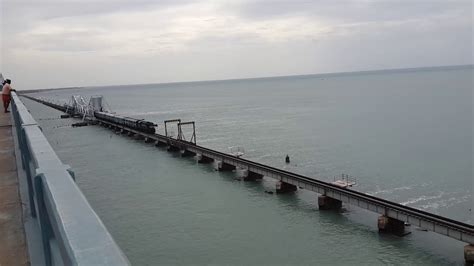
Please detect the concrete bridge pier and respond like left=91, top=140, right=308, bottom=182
left=276, top=181, right=297, bottom=194
left=155, top=140, right=167, bottom=147
left=197, top=154, right=213, bottom=164
left=318, top=195, right=342, bottom=210
left=377, top=215, right=407, bottom=236
left=167, top=144, right=180, bottom=152
left=215, top=161, right=236, bottom=171
left=181, top=149, right=196, bottom=157
left=465, top=245, right=474, bottom=266
left=127, top=132, right=135, bottom=137
left=120, top=128, right=128, bottom=134
left=144, top=137, right=154, bottom=143
left=241, top=169, right=263, bottom=181
left=135, top=134, right=145, bottom=140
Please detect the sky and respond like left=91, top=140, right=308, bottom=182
left=0, top=0, right=472, bottom=90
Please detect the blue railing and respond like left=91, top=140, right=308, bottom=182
left=11, top=92, right=130, bottom=265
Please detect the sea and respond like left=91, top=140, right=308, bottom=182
left=23, top=65, right=473, bottom=265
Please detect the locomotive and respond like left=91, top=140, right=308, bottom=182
left=94, top=111, right=157, bottom=134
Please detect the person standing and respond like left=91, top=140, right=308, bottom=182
left=2, top=79, right=15, bottom=113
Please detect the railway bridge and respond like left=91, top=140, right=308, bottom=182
left=22, top=93, right=474, bottom=264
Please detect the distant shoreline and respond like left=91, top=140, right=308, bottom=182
left=20, top=64, right=473, bottom=94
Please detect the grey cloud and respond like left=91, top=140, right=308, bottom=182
left=1, top=0, right=472, bottom=90
left=231, top=0, right=471, bottom=23
left=2, top=0, right=192, bottom=33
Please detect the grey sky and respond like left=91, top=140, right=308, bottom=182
left=1, top=0, right=472, bottom=90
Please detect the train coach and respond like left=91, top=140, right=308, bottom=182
left=94, top=111, right=157, bottom=134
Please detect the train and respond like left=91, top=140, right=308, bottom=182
left=94, top=111, right=157, bottom=134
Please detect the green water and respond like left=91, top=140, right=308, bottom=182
left=24, top=66, right=472, bottom=265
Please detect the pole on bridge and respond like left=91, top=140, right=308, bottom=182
left=177, top=121, right=196, bottom=145
left=164, top=119, right=181, bottom=138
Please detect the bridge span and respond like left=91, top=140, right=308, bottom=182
left=22, top=94, right=474, bottom=264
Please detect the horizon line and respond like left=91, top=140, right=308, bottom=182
left=21, top=63, right=473, bottom=93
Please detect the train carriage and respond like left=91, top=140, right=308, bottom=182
left=94, top=112, right=156, bottom=134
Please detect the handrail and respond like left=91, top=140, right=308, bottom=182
left=11, top=92, right=130, bottom=265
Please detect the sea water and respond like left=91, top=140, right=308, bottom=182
left=24, top=66, right=473, bottom=265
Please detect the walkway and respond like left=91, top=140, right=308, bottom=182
left=0, top=111, right=29, bottom=265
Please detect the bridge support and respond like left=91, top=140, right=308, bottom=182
left=197, top=154, right=213, bottom=164
left=242, top=170, right=263, bottom=181
left=120, top=129, right=128, bottom=134
left=318, top=195, right=342, bottom=210
left=377, top=215, right=407, bottom=236
left=181, top=149, right=196, bottom=157
left=127, top=132, right=134, bottom=137
left=135, top=134, right=144, bottom=140
left=465, top=245, right=474, bottom=266
left=215, top=161, right=236, bottom=171
left=276, top=181, right=297, bottom=194
left=144, top=137, right=154, bottom=143
left=155, top=140, right=167, bottom=147
left=167, top=145, right=180, bottom=152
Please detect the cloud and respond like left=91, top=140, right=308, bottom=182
left=10, top=1, right=469, bottom=56
left=1, top=0, right=472, bottom=89
left=6, top=2, right=327, bottom=56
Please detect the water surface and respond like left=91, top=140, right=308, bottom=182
left=25, top=66, right=473, bottom=265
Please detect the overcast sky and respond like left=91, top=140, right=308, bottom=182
left=1, top=0, right=472, bottom=90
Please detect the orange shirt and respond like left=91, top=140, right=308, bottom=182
left=2, top=84, right=12, bottom=95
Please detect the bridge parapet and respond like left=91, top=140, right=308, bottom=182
left=11, top=93, right=130, bottom=265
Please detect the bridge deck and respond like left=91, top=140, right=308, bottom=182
left=0, top=111, right=29, bottom=265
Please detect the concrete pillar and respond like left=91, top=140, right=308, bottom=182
left=144, top=137, right=154, bottom=143
left=135, top=134, right=145, bottom=140
left=465, top=244, right=474, bottom=266
left=275, top=181, right=297, bottom=194
left=197, top=154, right=213, bottom=164
left=127, top=132, right=135, bottom=137
left=377, top=215, right=407, bottom=236
left=155, top=140, right=167, bottom=147
left=167, top=145, right=180, bottom=152
left=120, top=129, right=128, bottom=134
left=181, top=149, right=196, bottom=157
left=242, top=170, right=263, bottom=181
left=318, top=195, right=342, bottom=210
left=215, top=161, right=236, bottom=171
